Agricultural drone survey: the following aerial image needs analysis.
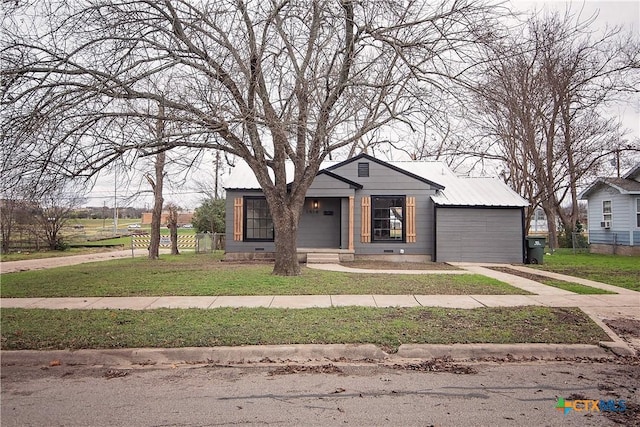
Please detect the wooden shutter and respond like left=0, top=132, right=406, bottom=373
left=361, top=196, right=371, bottom=243
left=233, top=198, right=243, bottom=241
left=406, top=196, right=416, bottom=243
left=348, top=196, right=355, bottom=250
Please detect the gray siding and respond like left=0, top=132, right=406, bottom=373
left=586, top=186, right=635, bottom=246
left=225, top=190, right=276, bottom=253
left=331, top=160, right=439, bottom=257
left=297, top=198, right=341, bottom=248
left=306, top=174, right=356, bottom=197
left=435, top=207, right=524, bottom=263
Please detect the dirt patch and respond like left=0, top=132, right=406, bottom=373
left=605, top=319, right=640, bottom=339
left=489, top=266, right=561, bottom=283
left=555, top=307, right=588, bottom=325
left=605, top=319, right=640, bottom=355
left=340, top=261, right=458, bottom=270
left=268, top=363, right=344, bottom=376
left=103, top=369, right=129, bottom=379
left=393, top=358, right=478, bottom=374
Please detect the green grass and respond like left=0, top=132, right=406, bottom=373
left=538, top=279, right=615, bottom=294
left=489, top=267, right=615, bottom=295
left=535, top=250, right=640, bottom=291
left=0, top=306, right=610, bottom=351
left=0, top=253, right=524, bottom=297
left=71, top=236, right=130, bottom=247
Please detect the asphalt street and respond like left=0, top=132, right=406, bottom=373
left=1, top=359, right=638, bottom=426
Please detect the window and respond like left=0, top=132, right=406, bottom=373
left=636, top=198, right=640, bottom=228
left=602, top=200, right=612, bottom=223
left=358, top=162, right=369, bottom=177
left=244, top=198, right=274, bottom=241
left=372, top=196, right=404, bottom=241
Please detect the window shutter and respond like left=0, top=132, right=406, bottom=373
left=406, top=196, right=416, bottom=243
left=361, top=196, right=370, bottom=243
left=233, top=198, right=243, bottom=241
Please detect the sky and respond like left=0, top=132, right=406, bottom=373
left=511, top=0, right=640, bottom=138
left=84, top=0, right=640, bottom=210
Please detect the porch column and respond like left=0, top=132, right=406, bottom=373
left=348, top=196, right=354, bottom=251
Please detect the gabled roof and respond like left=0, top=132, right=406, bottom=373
left=579, top=165, right=640, bottom=199
left=314, top=170, right=363, bottom=189
left=224, top=156, right=528, bottom=208
left=223, top=161, right=306, bottom=190
left=624, top=164, right=640, bottom=180
left=326, top=153, right=445, bottom=190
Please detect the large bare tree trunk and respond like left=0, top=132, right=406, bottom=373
left=147, top=155, right=165, bottom=259
left=147, top=102, right=166, bottom=259
left=272, top=210, right=301, bottom=276
left=266, top=189, right=306, bottom=276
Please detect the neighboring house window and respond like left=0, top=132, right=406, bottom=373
left=358, top=162, right=369, bottom=177
left=244, top=197, right=274, bottom=241
left=602, top=200, right=612, bottom=227
left=602, top=200, right=612, bottom=223
left=372, top=196, right=405, bottom=241
left=636, top=198, right=640, bottom=227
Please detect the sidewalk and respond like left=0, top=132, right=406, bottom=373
left=2, top=261, right=638, bottom=318
left=2, top=259, right=638, bottom=361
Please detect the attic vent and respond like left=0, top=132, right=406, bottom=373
left=358, top=162, right=369, bottom=177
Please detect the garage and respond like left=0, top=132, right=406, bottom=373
left=434, top=206, right=525, bottom=263
left=431, top=177, right=528, bottom=264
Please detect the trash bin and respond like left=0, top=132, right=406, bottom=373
left=525, top=236, right=546, bottom=264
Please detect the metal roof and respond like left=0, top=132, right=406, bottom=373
left=224, top=160, right=339, bottom=190
left=225, top=158, right=528, bottom=207
left=430, top=177, right=529, bottom=207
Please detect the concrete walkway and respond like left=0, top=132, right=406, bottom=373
left=1, top=258, right=639, bottom=359
left=2, top=262, right=638, bottom=319
left=0, top=249, right=149, bottom=274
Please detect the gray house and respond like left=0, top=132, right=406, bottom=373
left=224, top=154, right=528, bottom=263
left=579, top=164, right=640, bottom=255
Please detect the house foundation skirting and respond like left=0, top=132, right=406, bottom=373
left=353, top=254, right=432, bottom=263
left=223, top=251, right=434, bottom=263
left=223, top=250, right=356, bottom=263
left=590, top=244, right=640, bottom=256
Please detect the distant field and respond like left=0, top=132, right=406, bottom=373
left=65, top=219, right=196, bottom=247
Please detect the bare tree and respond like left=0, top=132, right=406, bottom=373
left=145, top=150, right=166, bottom=260
left=33, top=188, right=85, bottom=251
left=166, top=202, right=180, bottom=255
left=2, top=0, right=502, bottom=275
left=467, top=9, right=640, bottom=248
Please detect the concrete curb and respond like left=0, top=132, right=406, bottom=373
left=0, top=344, right=387, bottom=367
left=395, top=343, right=613, bottom=359
left=1, top=343, right=625, bottom=368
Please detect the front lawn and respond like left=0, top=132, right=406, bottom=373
left=535, top=250, right=640, bottom=291
left=0, top=306, right=610, bottom=352
left=0, top=254, right=524, bottom=297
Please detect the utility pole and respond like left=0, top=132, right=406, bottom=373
left=214, top=151, right=220, bottom=200
left=113, top=169, right=118, bottom=234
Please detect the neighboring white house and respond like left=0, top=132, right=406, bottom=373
left=579, top=164, right=640, bottom=255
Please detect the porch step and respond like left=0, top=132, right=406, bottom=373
left=306, top=253, right=340, bottom=264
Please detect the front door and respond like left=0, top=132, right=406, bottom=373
left=297, top=198, right=341, bottom=248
